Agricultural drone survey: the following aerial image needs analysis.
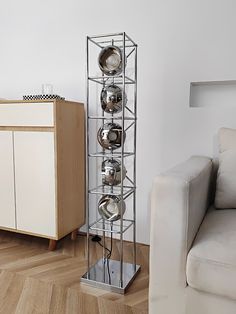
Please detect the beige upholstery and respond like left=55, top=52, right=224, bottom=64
left=215, top=127, right=236, bottom=208
left=149, top=155, right=236, bottom=314
left=149, top=156, right=213, bottom=314
left=186, top=287, right=236, bottom=314
left=187, top=209, right=236, bottom=300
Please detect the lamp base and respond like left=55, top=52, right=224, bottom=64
left=81, top=258, right=141, bottom=294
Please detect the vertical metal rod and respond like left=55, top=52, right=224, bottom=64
left=119, top=32, right=126, bottom=287
left=124, top=32, right=136, bottom=47
left=133, top=45, right=138, bottom=269
left=86, top=36, right=90, bottom=278
left=102, top=219, right=106, bottom=260
left=101, top=70, right=106, bottom=265
left=102, top=218, right=106, bottom=283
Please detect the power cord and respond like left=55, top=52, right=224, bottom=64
left=91, top=228, right=113, bottom=284
left=91, top=233, right=113, bottom=260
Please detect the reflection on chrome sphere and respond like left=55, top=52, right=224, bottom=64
left=98, top=195, right=126, bottom=222
left=101, top=159, right=127, bottom=186
left=101, top=84, right=126, bottom=114
left=97, top=123, right=125, bottom=150
left=98, top=45, right=124, bottom=76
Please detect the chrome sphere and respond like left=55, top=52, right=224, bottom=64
left=98, top=45, right=124, bottom=76
left=101, top=159, right=127, bottom=186
left=97, top=123, right=125, bottom=150
left=98, top=195, right=126, bottom=222
left=100, top=84, right=126, bottom=114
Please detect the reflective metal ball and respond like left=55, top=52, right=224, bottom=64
left=97, top=123, right=125, bottom=150
left=101, top=159, right=127, bottom=186
left=100, top=84, right=126, bottom=114
left=98, top=45, right=124, bottom=76
left=98, top=195, right=126, bottom=222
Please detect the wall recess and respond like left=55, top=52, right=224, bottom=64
left=190, top=80, right=236, bottom=108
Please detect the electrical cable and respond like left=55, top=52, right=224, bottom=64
left=92, top=223, right=113, bottom=284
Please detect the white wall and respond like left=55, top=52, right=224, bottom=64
left=1, top=0, right=236, bottom=244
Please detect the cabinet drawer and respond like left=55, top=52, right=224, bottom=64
left=0, top=102, right=54, bottom=127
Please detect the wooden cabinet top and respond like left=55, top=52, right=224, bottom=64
left=0, top=99, right=83, bottom=105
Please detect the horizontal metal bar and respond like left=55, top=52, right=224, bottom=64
left=91, top=184, right=136, bottom=190
left=90, top=223, right=132, bottom=234
left=88, top=77, right=104, bottom=85
left=95, top=40, right=136, bottom=48
left=88, top=116, right=137, bottom=121
left=88, top=185, right=135, bottom=197
left=88, top=76, right=136, bottom=86
left=89, top=185, right=135, bottom=192
left=90, top=217, right=134, bottom=226
left=87, top=37, right=103, bottom=49
left=110, top=81, right=135, bottom=85
left=89, top=32, right=124, bottom=39
left=118, top=44, right=136, bottom=48
left=96, top=39, right=130, bottom=44
left=88, top=152, right=135, bottom=158
left=88, top=189, right=135, bottom=197
left=97, top=44, right=136, bottom=49
left=89, top=218, right=134, bottom=234
left=89, top=75, right=134, bottom=81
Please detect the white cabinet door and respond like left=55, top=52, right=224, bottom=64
left=0, top=131, right=16, bottom=229
left=14, top=132, right=56, bottom=237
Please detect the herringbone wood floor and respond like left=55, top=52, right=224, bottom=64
left=0, top=231, right=149, bottom=314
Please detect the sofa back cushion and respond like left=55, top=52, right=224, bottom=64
left=215, top=128, right=236, bottom=208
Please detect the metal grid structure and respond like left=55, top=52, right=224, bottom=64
left=81, top=32, right=140, bottom=294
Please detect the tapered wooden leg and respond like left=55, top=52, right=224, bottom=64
left=71, top=229, right=78, bottom=240
left=48, top=239, right=57, bottom=251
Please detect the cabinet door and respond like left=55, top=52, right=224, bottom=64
left=0, top=131, right=16, bottom=229
left=14, top=132, right=56, bottom=237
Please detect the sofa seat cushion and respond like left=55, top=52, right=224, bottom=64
left=187, top=209, right=236, bottom=300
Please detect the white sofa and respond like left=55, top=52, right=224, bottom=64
left=149, top=156, right=236, bottom=314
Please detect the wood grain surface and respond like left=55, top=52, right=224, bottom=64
left=0, top=231, right=149, bottom=314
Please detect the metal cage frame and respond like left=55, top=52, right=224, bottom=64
left=81, top=32, right=139, bottom=294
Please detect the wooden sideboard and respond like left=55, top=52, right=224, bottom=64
left=0, top=99, right=85, bottom=250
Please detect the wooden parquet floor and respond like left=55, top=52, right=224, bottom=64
left=0, top=230, right=149, bottom=314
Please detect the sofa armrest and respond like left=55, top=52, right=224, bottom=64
left=149, top=156, right=213, bottom=314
